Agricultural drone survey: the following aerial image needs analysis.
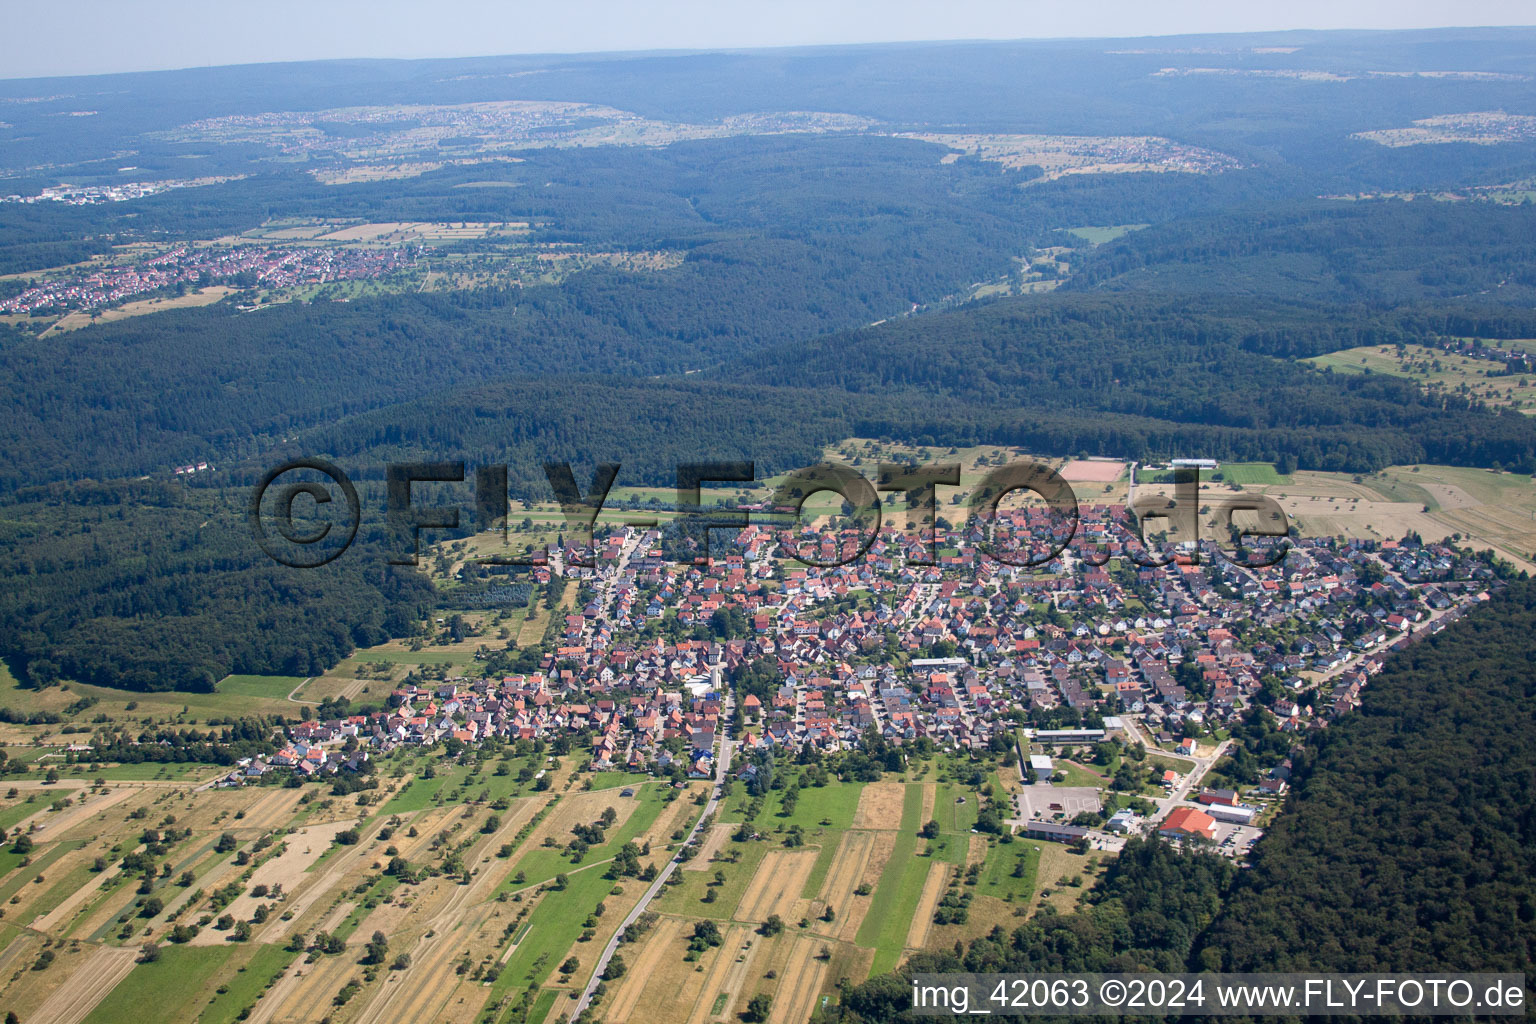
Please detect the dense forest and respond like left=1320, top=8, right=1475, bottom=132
left=1065, top=200, right=1536, bottom=307
left=729, top=293, right=1536, bottom=475
left=1196, top=582, right=1536, bottom=977
left=0, top=480, right=432, bottom=691
left=820, top=579, right=1536, bottom=1023
left=9, top=283, right=1536, bottom=504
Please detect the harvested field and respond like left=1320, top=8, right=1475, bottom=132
left=316, top=220, right=412, bottom=241
left=684, top=822, right=734, bottom=871
left=68, top=873, right=147, bottom=942
left=193, top=818, right=357, bottom=942
left=26, top=945, right=139, bottom=1024
left=1030, top=844, right=1105, bottom=914
left=892, top=132, right=1240, bottom=180
left=966, top=835, right=988, bottom=868
left=0, top=929, right=41, bottom=981
left=737, top=849, right=818, bottom=923
left=852, top=782, right=906, bottom=829
left=605, top=922, right=715, bottom=1023
left=604, top=916, right=683, bottom=1021
left=388, top=806, right=456, bottom=860
left=31, top=854, right=126, bottom=933
left=514, top=788, right=639, bottom=865
left=348, top=882, right=420, bottom=939
left=642, top=786, right=703, bottom=856
left=687, top=923, right=752, bottom=1023
left=42, top=287, right=234, bottom=334
left=230, top=787, right=306, bottom=832
left=249, top=951, right=361, bottom=1024
left=703, top=927, right=768, bottom=1023
left=904, top=863, right=951, bottom=950
left=353, top=795, right=598, bottom=1024
left=836, top=831, right=896, bottom=942
left=348, top=889, right=490, bottom=1024
left=315, top=220, right=522, bottom=243
left=768, top=934, right=831, bottom=1024
left=817, top=830, right=874, bottom=910
left=21, top=785, right=139, bottom=839
left=350, top=932, right=488, bottom=1024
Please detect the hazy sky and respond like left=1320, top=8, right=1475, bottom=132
left=4, top=1, right=1534, bottom=80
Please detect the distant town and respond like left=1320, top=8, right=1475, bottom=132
left=0, top=243, right=419, bottom=316
left=1, top=174, right=242, bottom=206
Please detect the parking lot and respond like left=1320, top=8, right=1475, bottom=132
left=1015, top=784, right=1103, bottom=821
left=1214, top=821, right=1263, bottom=857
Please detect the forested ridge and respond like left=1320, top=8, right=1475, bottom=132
left=726, top=293, right=1536, bottom=474
left=0, top=480, right=432, bottom=691
left=822, top=579, right=1536, bottom=1023
left=11, top=283, right=1536, bottom=507
left=1065, top=200, right=1536, bottom=307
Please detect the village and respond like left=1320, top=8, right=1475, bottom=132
left=229, top=494, right=1497, bottom=866
left=0, top=242, right=419, bottom=316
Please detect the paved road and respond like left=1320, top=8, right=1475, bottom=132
left=569, top=699, right=735, bottom=1021
left=1151, top=737, right=1231, bottom=812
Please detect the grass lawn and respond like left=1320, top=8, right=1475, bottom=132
left=933, top=783, right=980, bottom=834
left=330, top=875, right=402, bottom=941
left=512, top=987, right=560, bottom=1024
left=216, top=674, right=307, bottom=699
left=509, top=785, right=673, bottom=887
left=925, top=831, right=970, bottom=867
left=198, top=943, right=300, bottom=1024
left=1366, top=471, right=1441, bottom=510
left=378, top=768, right=460, bottom=815
left=0, top=840, right=84, bottom=903
left=60, top=681, right=293, bottom=722
left=801, top=831, right=844, bottom=898
left=0, top=843, right=33, bottom=878
left=64, top=762, right=222, bottom=783
left=1052, top=762, right=1108, bottom=790
left=1306, top=344, right=1536, bottom=415
left=855, top=784, right=925, bottom=975
left=1386, top=463, right=1536, bottom=505
left=977, top=840, right=1039, bottom=902
left=1305, top=348, right=1415, bottom=379
left=655, top=838, right=770, bottom=920
left=81, top=944, right=236, bottom=1024
left=1, top=745, right=58, bottom=764
left=1145, top=753, right=1191, bottom=776
left=28, top=860, right=96, bottom=921
left=0, top=797, right=41, bottom=833
left=380, top=758, right=537, bottom=815
left=491, top=866, right=615, bottom=1003
left=759, top=779, right=864, bottom=830
left=1065, top=224, right=1149, bottom=245
left=1213, top=462, right=1293, bottom=487
left=586, top=771, right=652, bottom=792
left=0, top=660, right=72, bottom=716
left=353, top=649, right=469, bottom=665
